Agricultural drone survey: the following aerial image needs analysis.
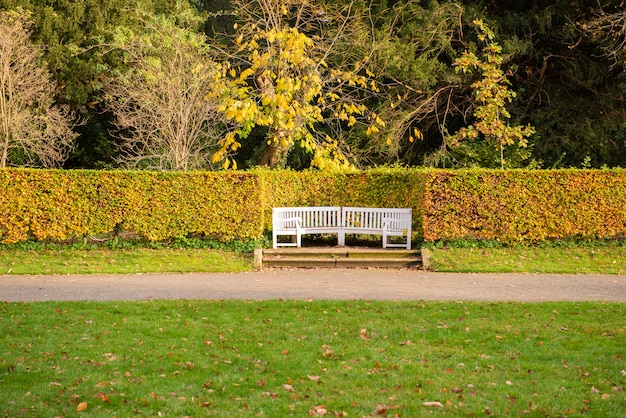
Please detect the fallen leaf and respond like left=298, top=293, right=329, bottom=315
left=94, top=392, right=110, bottom=403
left=283, top=384, right=294, bottom=392
left=308, top=375, right=320, bottom=382
left=601, top=393, right=610, bottom=400
left=360, top=329, right=369, bottom=340
left=373, top=404, right=398, bottom=415
left=76, top=402, right=88, bottom=412
left=423, top=401, right=444, bottom=408
left=322, top=344, right=334, bottom=358
left=103, top=353, right=117, bottom=361
left=309, top=405, right=327, bottom=416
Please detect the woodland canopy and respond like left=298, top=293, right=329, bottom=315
left=0, top=0, right=624, bottom=170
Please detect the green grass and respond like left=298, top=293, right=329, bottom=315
left=2, top=237, right=625, bottom=275
left=428, top=245, right=626, bottom=274
left=1, top=300, right=624, bottom=416
left=0, top=248, right=252, bottom=275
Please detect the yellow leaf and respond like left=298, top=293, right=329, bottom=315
left=76, top=402, right=88, bottom=412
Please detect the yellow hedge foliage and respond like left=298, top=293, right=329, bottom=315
left=255, top=168, right=428, bottom=234
left=0, top=168, right=623, bottom=244
left=0, top=169, right=263, bottom=243
left=422, top=169, right=626, bottom=242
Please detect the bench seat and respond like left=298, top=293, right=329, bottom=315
left=272, top=207, right=342, bottom=248
left=341, top=207, right=412, bottom=249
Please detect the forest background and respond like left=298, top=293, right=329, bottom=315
left=1, top=0, right=625, bottom=171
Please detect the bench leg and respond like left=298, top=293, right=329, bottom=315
left=382, top=232, right=412, bottom=250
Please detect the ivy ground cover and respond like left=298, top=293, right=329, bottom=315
left=1, top=300, right=624, bottom=416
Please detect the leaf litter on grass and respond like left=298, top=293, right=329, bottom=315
left=0, top=300, right=624, bottom=416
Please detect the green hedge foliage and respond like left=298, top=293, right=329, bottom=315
left=422, top=169, right=626, bottom=242
left=0, top=168, right=624, bottom=244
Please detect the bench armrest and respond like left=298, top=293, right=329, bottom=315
left=275, top=216, right=303, bottom=229
left=382, top=217, right=410, bottom=231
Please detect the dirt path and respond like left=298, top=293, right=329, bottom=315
left=2, top=269, right=625, bottom=302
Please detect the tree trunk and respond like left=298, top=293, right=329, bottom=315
left=258, top=127, right=291, bottom=168
left=259, top=141, right=290, bottom=168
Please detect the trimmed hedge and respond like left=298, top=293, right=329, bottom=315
left=0, top=168, right=624, bottom=244
left=0, top=170, right=263, bottom=243
left=256, top=168, right=428, bottom=234
left=422, top=169, right=626, bottom=242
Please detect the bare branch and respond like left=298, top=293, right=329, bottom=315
left=0, top=10, right=79, bottom=168
left=581, top=5, right=626, bottom=68
left=104, top=15, right=227, bottom=171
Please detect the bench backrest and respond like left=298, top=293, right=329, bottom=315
left=342, top=207, right=412, bottom=230
left=273, top=207, right=342, bottom=229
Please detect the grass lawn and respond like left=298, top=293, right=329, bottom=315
left=1, top=300, right=625, bottom=416
left=428, top=244, right=626, bottom=275
left=0, top=247, right=251, bottom=275
left=0, top=239, right=625, bottom=275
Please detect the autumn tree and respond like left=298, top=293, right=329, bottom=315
left=443, top=20, right=535, bottom=168
left=104, top=11, right=228, bottom=171
left=210, top=0, right=386, bottom=170
left=0, top=9, right=79, bottom=168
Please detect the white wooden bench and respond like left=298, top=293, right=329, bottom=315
left=340, top=207, right=412, bottom=249
left=272, top=207, right=342, bottom=248
left=272, top=206, right=412, bottom=249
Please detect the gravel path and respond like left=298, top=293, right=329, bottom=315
left=2, top=269, right=625, bottom=302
